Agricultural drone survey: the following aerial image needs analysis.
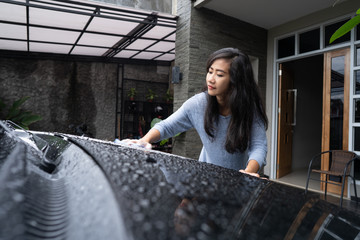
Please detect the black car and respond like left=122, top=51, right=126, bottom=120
left=1, top=120, right=360, bottom=240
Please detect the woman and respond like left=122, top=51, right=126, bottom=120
left=126, top=48, right=268, bottom=177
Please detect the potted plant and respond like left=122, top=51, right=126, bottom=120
left=164, top=89, right=173, bottom=103
left=127, top=88, right=137, bottom=101
left=146, top=89, right=158, bottom=102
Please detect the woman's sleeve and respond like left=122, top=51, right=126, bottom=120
left=152, top=98, right=195, bottom=141
left=247, top=118, right=268, bottom=169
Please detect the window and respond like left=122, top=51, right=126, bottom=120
left=354, top=127, right=360, bottom=150
left=355, top=99, right=360, bottom=122
left=277, top=35, right=295, bottom=59
left=353, top=127, right=360, bottom=180
left=324, top=19, right=351, bottom=47
left=299, top=28, right=320, bottom=54
left=355, top=70, right=360, bottom=94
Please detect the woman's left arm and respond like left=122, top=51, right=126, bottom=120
left=241, top=119, right=268, bottom=176
left=240, top=159, right=260, bottom=177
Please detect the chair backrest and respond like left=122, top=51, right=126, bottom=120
left=330, top=150, right=357, bottom=176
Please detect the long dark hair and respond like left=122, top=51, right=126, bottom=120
left=204, top=48, right=268, bottom=153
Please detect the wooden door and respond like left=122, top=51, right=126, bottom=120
left=277, top=64, right=295, bottom=178
left=322, top=48, right=350, bottom=195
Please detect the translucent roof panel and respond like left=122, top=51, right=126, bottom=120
left=0, top=0, right=177, bottom=62
left=0, top=39, right=27, bottom=51
left=154, top=54, right=175, bottom=61
left=30, top=42, right=72, bottom=54
left=147, top=41, right=175, bottom=52
left=142, top=26, right=175, bottom=39
left=0, top=2, right=26, bottom=23
left=72, top=46, right=108, bottom=56
left=126, top=39, right=157, bottom=50
left=132, top=52, right=161, bottom=60
left=87, top=18, right=139, bottom=35
left=29, top=6, right=90, bottom=30
left=114, top=50, right=138, bottom=58
left=30, top=27, right=80, bottom=44
left=78, top=33, right=122, bottom=48
left=0, top=23, right=27, bottom=39
left=165, top=33, right=176, bottom=41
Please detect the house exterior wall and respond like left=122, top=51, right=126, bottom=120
left=173, top=1, right=268, bottom=160
left=265, top=0, right=359, bottom=178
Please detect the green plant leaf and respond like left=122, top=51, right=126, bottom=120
left=21, top=114, right=42, bottom=126
left=151, top=118, right=162, bottom=128
left=11, top=111, right=42, bottom=129
left=159, top=139, right=169, bottom=146
left=6, top=108, right=20, bottom=120
left=127, top=88, right=137, bottom=97
left=329, top=14, right=360, bottom=44
left=3, top=96, right=42, bottom=129
left=357, top=8, right=360, bottom=15
left=6, top=96, right=30, bottom=119
left=11, top=96, right=29, bottom=110
left=13, top=122, right=28, bottom=130
left=11, top=111, right=31, bottom=122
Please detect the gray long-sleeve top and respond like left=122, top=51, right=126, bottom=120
left=153, top=92, right=267, bottom=171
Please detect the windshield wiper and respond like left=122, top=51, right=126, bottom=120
left=0, top=120, right=56, bottom=173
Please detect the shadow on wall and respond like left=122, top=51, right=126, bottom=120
left=66, top=62, right=96, bottom=137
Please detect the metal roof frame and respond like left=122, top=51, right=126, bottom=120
left=0, top=0, right=177, bottom=62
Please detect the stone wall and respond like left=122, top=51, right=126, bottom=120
left=0, top=57, right=117, bottom=139
left=0, top=56, right=171, bottom=141
left=173, top=1, right=268, bottom=159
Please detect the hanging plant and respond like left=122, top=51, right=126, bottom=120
left=146, top=89, right=158, bottom=102
left=164, top=89, right=173, bottom=103
left=127, top=87, right=137, bottom=101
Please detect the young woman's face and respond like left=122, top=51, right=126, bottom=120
left=206, top=58, right=231, bottom=100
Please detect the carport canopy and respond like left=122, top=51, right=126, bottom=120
left=0, top=0, right=177, bottom=62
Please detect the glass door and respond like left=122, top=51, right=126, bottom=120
left=322, top=48, right=350, bottom=195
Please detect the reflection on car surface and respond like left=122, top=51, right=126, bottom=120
left=1, top=120, right=360, bottom=239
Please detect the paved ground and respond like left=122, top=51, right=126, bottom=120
left=323, top=194, right=360, bottom=215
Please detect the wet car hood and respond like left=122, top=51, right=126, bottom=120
left=1, top=121, right=360, bottom=240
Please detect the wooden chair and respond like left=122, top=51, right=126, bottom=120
left=305, top=150, right=359, bottom=207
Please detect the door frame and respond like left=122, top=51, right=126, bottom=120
left=322, top=48, right=350, bottom=152
left=273, top=48, right=351, bottom=182
left=276, top=63, right=295, bottom=178
left=270, top=14, right=357, bottom=182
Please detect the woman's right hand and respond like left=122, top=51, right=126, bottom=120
left=120, top=139, right=152, bottom=150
